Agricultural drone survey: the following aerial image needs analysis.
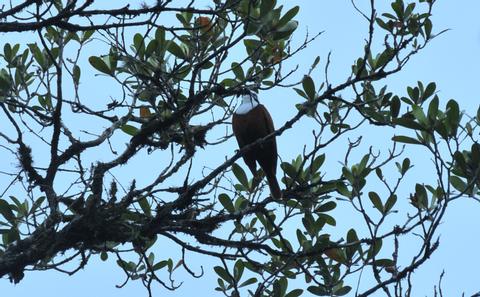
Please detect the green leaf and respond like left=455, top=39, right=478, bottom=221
left=376, top=18, right=392, bottom=31
left=167, top=41, right=186, bottom=59
left=293, top=87, right=308, bottom=99
left=424, top=18, right=432, bottom=39
left=446, top=99, right=460, bottom=128
left=260, top=0, right=276, bottom=17
left=423, top=82, right=436, bottom=100
left=450, top=176, right=467, bottom=192
left=411, top=105, right=427, bottom=125
left=30, top=196, right=45, bottom=215
left=319, top=213, right=336, bottom=226
left=166, top=258, right=173, bottom=272
left=415, top=183, right=428, bottom=208
left=278, top=6, right=299, bottom=28
left=393, top=117, right=426, bottom=130
left=407, top=86, right=419, bottom=102
left=88, top=56, right=112, bottom=75
left=3, top=43, right=12, bottom=62
left=133, top=33, right=146, bottom=57
left=214, top=266, right=232, bottom=283
left=285, top=289, right=303, bottom=297
left=401, top=158, right=411, bottom=174
left=307, top=285, right=328, bottom=296
left=384, top=194, right=397, bottom=212
left=0, top=199, right=15, bottom=224
left=234, top=196, right=248, bottom=211
left=311, top=55, right=321, bottom=70
left=3, top=228, right=19, bottom=245
left=233, top=260, right=244, bottom=281
left=145, top=40, right=158, bottom=58
left=390, top=96, right=400, bottom=118
left=376, top=48, right=393, bottom=69
left=336, top=181, right=351, bottom=198
left=239, top=277, right=257, bottom=288
left=392, top=135, right=422, bottom=145
left=0, top=73, right=11, bottom=91
left=404, top=2, right=415, bottom=18
left=231, top=62, right=245, bottom=80
left=243, top=39, right=263, bottom=55
left=273, top=20, right=298, bottom=40
left=28, top=43, right=46, bottom=70
left=73, top=65, right=81, bottom=85
left=310, top=154, right=325, bottom=173
left=346, top=229, right=360, bottom=259
left=120, top=124, right=139, bottom=136
left=391, top=0, right=404, bottom=19
left=153, top=260, right=168, bottom=271
left=82, top=30, right=94, bottom=43
left=427, top=95, right=438, bottom=120
left=273, top=278, right=288, bottom=297
left=100, top=251, right=108, bottom=261
left=367, top=238, right=383, bottom=259
left=316, top=201, right=336, bottom=212
left=302, top=75, right=315, bottom=100
left=374, top=258, right=395, bottom=267
left=232, top=163, right=249, bottom=189
left=281, top=162, right=298, bottom=178
left=334, top=286, right=352, bottom=296
left=138, top=196, right=151, bottom=216
left=368, top=192, right=384, bottom=213
left=200, top=60, right=214, bottom=69
left=218, top=193, right=235, bottom=213
left=174, top=65, right=191, bottom=80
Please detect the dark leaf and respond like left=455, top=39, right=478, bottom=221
left=219, top=193, right=235, bottom=213
left=368, top=192, right=384, bottom=213
left=239, top=277, right=257, bottom=288
left=120, top=124, right=139, bottom=136
left=450, top=176, right=467, bottom=192
left=278, top=6, right=300, bottom=28
left=423, top=82, right=436, bottom=100
left=307, top=285, right=328, bottom=296
left=214, top=266, right=232, bottom=283
left=100, top=251, right=108, bottom=261
left=138, top=197, right=151, bottom=216
left=384, top=194, right=397, bottom=212
left=167, top=41, right=186, bottom=59
left=273, top=20, right=298, bottom=40
left=302, top=75, right=315, bottom=100
left=285, top=289, right=303, bottom=297
left=260, top=0, right=276, bottom=17
left=73, top=65, right=81, bottom=85
left=316, top=201, right=336, bottom=213
left=392, top=135, right=422, bottom=145
left=0, top=199, right=15, bottom=224
left=88, top=56, right=112, bottom=75
left=231, top=62, right=245, bottom=80
left=334, top=286, right=352, bottom=296
left=233, top=260, right=244, bottom=281
left=232, top=163, right=249, bottom=189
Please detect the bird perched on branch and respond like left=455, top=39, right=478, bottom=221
left=232, top=88, right=282, bottom=199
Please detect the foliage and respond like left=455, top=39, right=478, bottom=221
left=0, top=0, right=476, bottom=296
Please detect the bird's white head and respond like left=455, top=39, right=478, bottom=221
left=235, top=90, right=259, bottom=114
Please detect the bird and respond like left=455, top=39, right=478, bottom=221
left=232, top=89, right=282, bottom=199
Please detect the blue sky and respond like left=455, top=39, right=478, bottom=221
left=2, top=1, right=480, bottom=296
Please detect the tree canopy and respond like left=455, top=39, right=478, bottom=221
left=0, top=0, right=477, bottom=296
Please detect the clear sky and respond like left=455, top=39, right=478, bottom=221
left=2, top=1, right=480, bottom=296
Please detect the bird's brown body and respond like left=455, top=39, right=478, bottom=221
left=232, top=104, right=281, bottom=199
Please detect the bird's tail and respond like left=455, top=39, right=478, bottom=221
left=266, top=174, right=282, bottom=199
